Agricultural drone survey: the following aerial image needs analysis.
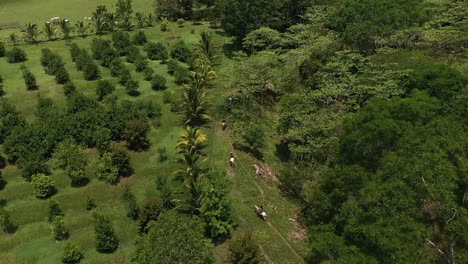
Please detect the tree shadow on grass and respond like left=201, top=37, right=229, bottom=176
left=71, top=177, right=90, bottom=188
left=232, top=142, right=264, bottom=161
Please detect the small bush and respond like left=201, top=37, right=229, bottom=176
left=112, top=31, right=132, bottom=56
left=125, top=45, right=141, bottom=63
left=170, top=41, right=191, bottom=63
left=22, top=67, right=38, bottom=90
left=75, top=49, right=91, bottom=71
left=177, top=18, right=185, bottom=27
left=41, top=48, right=54, bottom=67
left=133, top=31, right=147, bottom=45
left=96, top=80, right=115, bottom=101
left=6, top=47, right=27, bottom=63
left=62, top=243, right=83, bottom=264
left=63, top=82, right=77, bottom=97
left=145, top=42, right=168, bottom=61
left=118, top=67, right=131, bottom=85
left=160, top=19, right=169, bottom=32
left=162, top=91, right=173, bottom=104
left=138, top=197, right=163, bottom=232
left=134, top=57, right=148, bottom=72
left=45, top=54, right=65, bottom=75
left=83, top=61, right=100, bottom=81
left=0, top=42, right=5, bottom=57
left=0, top=207, right=14, bottom=233
left=157, top=147, right=168, bottom=162
left=166, top=59, right=178, bottom=75
left=96, top=152, right=119, bottom=184
left=143, top=67, right=154, bottom=81
left=55, top=67, right=70, bottom=84
left=126, top=79, right=139, bottom=96
left=31, top=173, right=55, bottom=198
left=110, top=59, right=124, bottom=77
left=124, top=119, right=150, bottom=151
left=151, top=74, right=167, bottom=90
left=122, top=185, right=139, bottom=220
left=243, top=126, right=265, bottom=151
left=0, top=171, right=6, bottom=190
left=86, top=196, right=96, bottom=210
left=0, top=75, right=5, bottom=96
left=69, top=43, right=81, bottom=62
left=111, top=144, right=133, bottom=177
left=51, top=216, right=68, bottom=240
left=174, top=66, right=192, bottom=85
left=48, top=198, right=64, bottom=222
left=91, top=38, right=112, bottom=60
left=93, top=211, right=119, bottom=253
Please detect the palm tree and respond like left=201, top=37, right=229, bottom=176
left=146, top=13, right=155, bottom=27
left=92, top=16, right=107, bottom=35
left=176, top=126, right=208, bottom=160
left=135, top=12, right=145, bottom=28
left=182, top=85, right=211, bottom=127
left=9, top=33, right=18, bottom=46
left=23, top=23, right=39, bottom=44
left=106, top=13, right=117, bottom=32
left=43, top=22, right=56, bottom=41
left=191, top=59, right=216, bottom=89
left=119, top=14, right=133, bottom=31
left=75, top=21, right=89, bottom=38
left=196, top=31, right=217, bottom=64
left=58, top=19, right=73, bottom=39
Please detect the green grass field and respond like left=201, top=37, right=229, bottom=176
left=0, top=1, right=308, bottom=263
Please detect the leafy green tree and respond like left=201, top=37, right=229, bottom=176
left=6, top=47, right=27, bottom=63
left=23, top=23, right=40, bottom=44
left=144, top=42, right=168, bottom=61
left=96, top=80, right=116, bottom=101
left=243, top=27, right=281, bottom=53
left=115, top=0, right=134, bottom=20
left=123, top=119, right=150, bottom=151
left=174, top=66, right=192, bottom=85
left=143, top=67, right=154, bottom=81
left=63, top=82, right=77, bottom=97
left=155, top=175, right=174, bottom=208
left=150, top=74, right=167, bottom=90
left=118, top=67, right=132, bottom=85
left=196, top=30, right=217, bottom=64
left=133, top=211, right=214, bottom=263
left=31, top=173, right=55, bottom=198
left=170, top=40, right=191, bottom=62
left=182, top=85, right=210, bottom=126
left=138, top=197, right=163, bottom=232
left=62, top=243, right=83, bottom=264
left=93, top=211, right=119, bottom=253
left=125, top=79, right=140, bottom=96
left=112, top=31, right=132, bottom=56
left=51, top=216, right=68, bottom=240
left=44, top=53, right=65, bottom=75
left=243, top=125, right=264, bottom=151
left=228, top=231, right=262, bottom=264
left=134, top=57, right=148, bottom=72
left=91, top=38, right=112, bottom=60
left=75, top=20, right=89, bottom=38
left=0, top=171, right=6, bottom=190
left=125, top=45, right=141, bottom=63
left=0, top=41, right=5, bottom=57
left=43, top=22, right=56, bottom=41
left=0, top=207, right=14, bottom=233
left=96, top=152, right=119, bottom=184
left=133, top=30, right=147, bottom=45
left=154, top=0, right=192, bottom=20
left=55, top=67, right=70, bottom=84
left=111, top=144, right=133, bottom=176
left=110, top=59, right=125, bottom=77
left=54, top=139, right=88, bottom=186
left=83, top=60, right=100, bottom=81
left=75, top=48, right=91, bottom=71
left=122, top=185, right=139, bottom=220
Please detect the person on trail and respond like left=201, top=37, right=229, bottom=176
left=221, top=119, right=227, bottom=131
left=227, top=96, right=233, bottom=112
left=229, top=152, right=235, bottom=167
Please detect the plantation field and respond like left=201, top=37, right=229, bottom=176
left=0, top=18, right=307, bottom=264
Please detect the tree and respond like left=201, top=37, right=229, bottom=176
left=48, top=198, right=64, bottom=222
left=154, top=0, right=192, bottom=20
left=134, top=57, right=148, bottom=72
left=228, top=231, right=262, bottom=264
left=51, top=216, right=68, bottom=240
left=243, top=27, right=281, bottom=53
left=122, top=185, right=139, bottom=220
left=0, top=75, right=5, bottom=96
left=43, top=22, right=56, bottom=41
left=58, top=19, right=74, bottom=39
left=138, top=197, right=163, bottom=232
left=55, top=67, right=70, bottom=84
left=110, top=59, right=125, bottom=77
left=135, top=12, right=146, bottom=29
left=75, top=21, right=89, bottom=38
left=143, top=67, right=154, bottom=81
left=96, top=80, right=116, bottom=101
left=6, top=47, right=27, bottom=63
left=125, top=79, right=140, bottom=96
left=112, top=31, right=132, bottom=56
left=196, top=30, right=217, bottom=64
left=0, top=41, right=5, bottom=57
left=0, top=207, right=14, bottom=233
left=54, top=139, right=88, bottom=186
left=0, top=171, right=6, bottom=190
left=170, top=40, right=191, bottom=62
left=83, top=60, right=100, bottom=81
left=133, top=211, right=214, bottom=263
left=111, top=144, right=133, bottom=176
left=63, top=82, right=77, bottom=97
left=174, top=66, right=192, bottom=85
left=93, top=211, right=119, bottom=253
left=96, top=152, right=119, bottom=184
left=22, top=67, right=38, bottom=90
left=182, top=85, right=211, bottom=126
left=150, top=74, right=167, bottom=90
left=144, top=42, right=168, bottom=61
left=133, top=30, right=147, bottom=45
left=62, top=243, right=83, bottom=264
left=69, top=44, right=81, bottom=62
left=23, top=23, right=40, bottom=44
left=123, top=119, right=150, bottom=151
left=31, top=173, right=55, bottom=198
left=243, top=125, right=265, bottom=151
left=116, top=0, right=133, bottom=20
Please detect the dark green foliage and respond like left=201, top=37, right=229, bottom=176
left=111, top=144, right=132, bottom=176
left=125, top=79, right=139, bottom=96
left=133, top=211, right=214, bottom=263
left=31, top=173, right=55, bottom=198
left=82, top=60, right=100, bottom=81
left=110, top=59, right=124, bottom=77
left=55, top=67, right=70, bottom=84
left=22, top=67, right=38, bottom=90
left=156, top=147, right=168, bottom=162
left=331, top=0, right=425, bottom=52
left=155, top=175, right=174, bottom=209
left=143, top=67, right=154, bottom=81
left=0, top=171, right=6, bottom=190
left=41, top=48, right=54, bottom=67
left=0, top=75, right=4, bottom=96
left=132, top=31, right=147, bottom=45
left=150, top=74, right=167, bottom=90
left=75, top=49, right=90, bottom=71
left=91, top=38, right=112, bottom=60
left=0, top=41, right=5, bottom=57
left=93, top=211, right=119, bottom=253
left=243, top=126, right=264, bottom=150
left=44, top=53, right=65, bottom=75
left=170, top=40, right=191, bottom=62
left=228, top=231, right=262, bottom=264
left=63, top=82, right=77, bottom=97
left=6, top=47, right=27, bottom=63
left=53, top=138, right=87, bottom=186
left=122, top=185, right=139, bottom=220
left=86, top=196, right=96, bottom=210
left=96, top=152, right=119, bottom=184
left=112, top=31, right=132, bottom=56
left=125, top=45, right=141, bottom=63
left=138, top=197, right=163, bottom=232
left=144, top=42, right=168, bottom=61
left=134, top=57, right=148, bottom=72
left=69, top=43, right=81, bottom=62
left=123, top=119, right=149, bottom=151
left=118, top=67, right=131, bottom=85
left=96, top=80, right=115, bottom=101
left=17, top=156, right=50, bottom=181
left=51, top=216, right=68, bottom=240
left=0, top=207, right=15, bottom=233
left=62, top=243, right=83, bottom=264
left=174, top=66, right=191, bottom=85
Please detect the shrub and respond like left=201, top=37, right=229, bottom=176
left=100, top=47, right=118, bottom=68
left=145, top=42, right=168, bottom=61
left=0, top=171, right=6, bottom=190
left=96, top=80, right=115, bottom=101
left=112, top=31, right=132, bottom=56
left=122, top=185, right=139, bottom=220
left=69, top=43, right=81, bottom=62
left=151, top=74, right=167, bottom=90
left=86, top=196, right=96, bottom=210
left=91, top=38, right=112, bottom=60
left=55, top=67, right=70, bottom=84
left=93, top=212, right=119, bottom=253
left=243, top=126, right=265, bottom=150
left=139, top=197, right=163, bottom=232
left=0, top=42, right=5, bottom=57
left=22, top=67, right=38, bottom=90
left=83, top=61, right=100, bottom=81
left=134, top=57, right=148, bottom=72
left=123, top=119, right=150, bottom=151
left=6, top=47, right=27, bottom=63
left=125, top=45, right=141, bottom=63
left=118, top=67, right=131, bottom=85
left=177, top=18, right=185, bottom=27
left=48, top=198, right=64, bottom=222
left=111, top=145, right=132, bottom=176
left=133, top=31, right=147, bottom=45
left=160, top=19, right=169, bottom=31
left=166, top=59, right=178, bottom=75
left=31, top=173, right=55, bottom=198
left=63, top=82, right=77, bottom=97
left=228, top=231, right=262, bottom=264
left=143, top=67, right=154, bottom=81
left=110, top=59, right=124, bottom=77
left=45, top=54, right=65, bottom=75
left=157, top=147, right=168, bottom=162
left=62, top=243, right=83, bottom=264
left=97, top=152, right=119, bottom=184
left=125, top=79, right=139, bottom=96
left=41, top=48, right=54, bottom=67
left=18, top=156, right=49, bottom=181
left=0, top=207, right=14, bottom=233
left=0, top=75, right=4, bottom=96
left=51, top=216, right=68, bottom=240
left=174, top=66, right=191, bottom=85
left=75, top=49, right=91, bottom=71
left=170, top=41, right=191, bottom=62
